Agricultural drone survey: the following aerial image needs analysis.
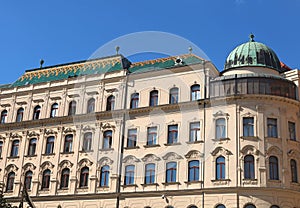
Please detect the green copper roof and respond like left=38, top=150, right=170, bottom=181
left=9, top=54, right=204, bottom=88
left=224, top=34, right=281, bottom=72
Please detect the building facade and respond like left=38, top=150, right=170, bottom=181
left=0, top=36, right=300, bottom=208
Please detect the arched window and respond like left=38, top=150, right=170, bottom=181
left=0, top=141, right=3, bottom=158
left=10, top=140, right=19, bottom=157
left=79, top=167, right=89, bottom=187
left=1, top=110, right=8, bottom=124
left=269, top=156, right=279, bottom=180
left=130, top=93, right=139, bottom=109
left=244, top=155, right=255, bottom=179
left=45, top=136, right=55, bottom=154
left=63, top=135, right=73, bottom=153
left=216, top=205, right=226, bottom=208
left=147, top=126, right=157, bottom=146
left=167, top=124, right=178, bottom=144
left=87, top=98, right=95, bottom=114
left=270, top=206, right=280, bottom=208
left=6, top=172, right=15, bottom=191
left=191, top=84, right=200, bottom=101
left=50, top=103, right=59, bottom=118
left=60, top=168, right=70, bottom=189
left=16, top=108, right=24, bottom=122
left=68, top=101, right=76, bottom=116
left=145, top=163, right=155, bottom=184
left=188, top=206, right=198, bottom=208
left=27, top=138, right=37, bottom=156
left=166, top=162, right=177, bottom=183
left=169, top=87, right=179, bottom=104
left=124, top=165, right=135, bottom=185
left=82, top=132, right=92, bottom=151
left=100, top=165, right=110, bottom=187
left=216, top=156, right=225, bottom=180
left=244, top=204, right=256, bottom=208
left=24, top=171, right=33, bottom=190
left=103, top=130, right=112, bottom=149
left=106, top=95, right=115, bottom=111
left=42, top=169, right=51, bottom=189
left=216, top=118, right=226, bottom=140
left=188, top=160, right=199, bottom=182
left=291, top=159, right=298, bottom=183
left=149, top=90, right=158, bottom=106
left=33, top=105, right=41, bottom=120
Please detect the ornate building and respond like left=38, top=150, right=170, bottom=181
left=0, top=35, right=300, bottom=208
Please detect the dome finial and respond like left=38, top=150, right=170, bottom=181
left=249, top=33, right=255, bottom=42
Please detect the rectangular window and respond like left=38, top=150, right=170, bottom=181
left=243, top=117, right=254, bottom=137
left=267, top=118, right=278, bottom=138
left=166, top=162, right=177, bottom=183
left=190, top=122, right=200, bottom=142
left=124, top=165, right=135, bottom=185
left=145, top=163, right=155, bottom=184
left=167, top=124, right=178, bottom=144
left=288, top=121, right=296, bottom=141
left=147, top=127, right=157, bottom=146
left=127, top=129, right=137, bottom=148
left=216, top=118, right=226, bottom=140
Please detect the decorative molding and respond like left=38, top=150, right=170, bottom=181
left=122, top=155, right=140, bottom=164
left=213, top=110, right=229, bottom=118
left=78, top=158, right=93, bottom=169
left=0, top=103, right=11, bottom=107
left=100, top=122, right=116, bottom=131
left=68, top=94, right=80, bottom=98
left=240, top=145, right=260, bottom=156
left=16, top=101, right=27, bottom=105
left=105, top=88, right=118, bottom=93
left=23, top=163, right=36, bottom=173
left=211, top=146, right=233, bottom=156
left=33, top=99, right=44, bottom=103
left=40, top=161, right=55, bottom=171
left=5, top=164, right=19, bottom=172
left=27, top=131, right=40, bottom=137
left=44, top=129, right=58, bottom=135
left=10, top=133, right=22, bottom=139
left=266, top=146, right=283, bottom=156
left=98, top=157, right=114, bottom=167
left=287, top=149, right=300, bottom=159
left=63, top=127, right=76, bottom=134
left=141, top=154, right=161, bottom=162
left=50, top=96, right=62, bottom=101
left=162, top=152, right=183, bottom=160
left=86, top=91, right=99, bottom=95
left=59, top=160, right=73, bottom=169
left=82, top=125, right=95, bottom=132
left=185, top=150, right=203, bottom=159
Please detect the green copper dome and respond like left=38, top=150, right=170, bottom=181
left=224, top=34, right=281, bottom=72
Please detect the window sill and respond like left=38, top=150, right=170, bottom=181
left=184, top=180, right=203, bottom=184
left=141, top=183, right=159, bottom=187
left=124, top=146, right=140, bottom=150
left=268, top=179, right=281, bottom=183
left=212, top=138, right=230, bottom=142
left=265, top=137, right=280, bottom=140
left=186, top=141, right=204, bottom=144
left=211, top=179, right=231, bottom=185
left=7, top=156, right=19, bottom=159
left=242, top=179, right=258, bottom=185
left=60, top=151, right=74, bottom=155
left=164, top=142, right=181, bottom=146
left=79, top=150, right=93, bottom=153
left=42, top=153, right=55, bottom=156
left=5, top=190, right=13, bottom=193
left=78, top=186, right=88, bottom=189
left=40, top=188, right=50, bottom=191
left=240, top=136, right=259, bottom=141
left=121, top=184, right=138, bottom=188
left=59, top=187, right=69, bottom=190
left=162, top=182, right=181, bottom=185
left=99, top=148, right=114, bottom=152
left=143, top=144, right=160, bottom=148
left=98, top=185, right=109, bottom=188
left=25, top=154, right=37, bottom=157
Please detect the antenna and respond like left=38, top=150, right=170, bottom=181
left=40, top=59, right=44, bottom=68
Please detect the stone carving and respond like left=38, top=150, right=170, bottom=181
left=185, top=150, right=203, bottom=159
left=141, top=154, right=161, bottom=162
left=98, top=157, right=114, bottom=166
left=162, top=152, right=183, bottom=160
left=211, top=146, right=233, bottom=156
left=122, top=155, right=140, bottom=164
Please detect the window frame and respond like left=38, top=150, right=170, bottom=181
left=144, top=163, right=156, bottom=184
left=1, top=110, right=8, bottom=124
left=33, top=105, right=41, bottom=120
left=106, top=95, right=115, bottom=111
left=149, top=90, right=159, bottom=107
left=243, top=117, right=254, bottom=137
left=79, top=167, right=89, bottom=188
left=130, top=93, right=139, bottom=109
left=6, top=171, right=15, bottom=192
left=167, top=124, right=178, bottom=144
left=169, top=87, right=179, bottom=104
left=27, top=138, right=37, bottom=156
left=267, top=118, right=278, bottom=138
left=216, top=156, right=226, bottom=180
left=166, top=162, right=177, bottom=183
left=10, top=140, right=19, bottom=157
left=68, top=101, right=77, bottom=116
left=60, top=168, right=70, bottom=189
left=103, top=130, right=113, bottom=149
left=87, top=98, right=95, bottom=114
left=188, top=160, right=200, bottom=182
left=45, top=136, right=55, bottom=155
left=50, top=103, right=59, bottom=118
left=41, top=169, right=51, bottom=189
left=189, top=122, right=201, bottom=142
left=63, top=134, right=73, bottom=153
left=127, top=128, right=137, bottom=148
left=124, top=165, right=135, bottom=185
left=100, top=165, right=110, bottom=187
left=24, top=170, right=33, bottom=190
left=269, top=156, right=279, bottom=180
left=147, top=126, right=157, bottom=146
left=191, top=84, right=200, bottom=101
left=16, top=107, right=24, bottom=122
left=244, top=155, right=255, bottom=179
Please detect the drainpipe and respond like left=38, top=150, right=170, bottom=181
left=202, top=61, right=207, bottom=208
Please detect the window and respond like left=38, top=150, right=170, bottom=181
left=87, top=98, right=95, bottom=114
left=106, top=95, right=115, bottom=111
left=130, top=93, right=139, bottom=109
left=188, top=160, right=199, bottom=182
left=216, top=118, right=226, bottom=140
left=79, top=167, right=89, bottom=187
left=6, top=172, right=15, bottom=191
left=82, top=132, right=92, bottom=151
left=100, top=165, right=110, bottom=187
left=45, top=136, right=55, bottom=154
left=191, top=84, right=200, bottom=101
left=63, top=134, right=73, bottom=153
left=244, top=204, right=256, bottom=208
left=68, top=101, right=76, bottom=116
left=60, top=168, right=70, bottom=188
left=50, top=103, right=58, bottom=118
left=0, top=141, right=3, bottom=158
left=243, top=117, right=254, bottom=137
left=145, top=163, right=155, bottom=184
left=288, top=121, right=296, bottom=141
left=190, top=122, right=200, bottom=142
left=216, top=156, right=225, bottom=180
left=168, top=124, right=178, bottom=144
left=244, top=155, right=255, bottom=179
left=147, top=127, right=157, bottom=146
left=42, top=169, right=51, bottom=189
left=166, top=162, right=177, bottom=183
left=24, top=171, right=33, bottom=190
left=270, top=206, right=280, bottom=208
left=216, top=205, right=226, bottom=208
left=267, top=118, right=278, bottom=138
left=291, top=159, right=298, bottom=183
left=27, top=138, right=37, bottom=156
left=33, top=105, right=41, bottom=120
left=188, top=206, right=198, bottom=208
left=103, top=130, right=112, bottom=149
left=10, top=140, right=19, bottom=157
left=127, top=129, right=137, bottom=148
left=149, top=90, right=158, bottom=106
left=169, top=87, right=179, bottom=104
left=1, top=110, right=7, bottom=123
left=16, top=108, right=24, bottom=122
left=269, top=156, right=279, bottom=180
left=124, top=165, right=135, bottom=185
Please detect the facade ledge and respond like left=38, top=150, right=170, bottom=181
left=164, top=142, right=181, bottom=146
left=24, top=154, right=37, bottom=158
left=124, top=146, right=140, bottom=150
left=143, top=144, right=160, bottom=148
left=240, top=136, right=260, bottom=141
left=184, top=180, right=203, bottom=185
left=42, top=153, right=55, bottom=156
left=60, top=151, right=75, bottom=155
left=99, top=148, right=114, bottom=152
left=211, top=179, right=231, bottom=185
left=79, top=150, right=94, bottom=153
left=267, top=179, right=281, bottom=183
left=7, top=156, right=19, bottom=159
left=212, top=138, right=230, bottom=143
left=141, top=183, right=159, bottom=187
left=121, top=184, right=138, bottom=188
left=186, top=140, right=204, bottom=144
left=162, top=182, right=181, bottom=186
left=242, top=179, right=258, bottom=185
left=265, top=137, right=281, bottom=140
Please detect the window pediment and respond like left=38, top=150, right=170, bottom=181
left=185, top=150, right=203, bottom=159
left=44, top=129, right=58, bottom=135
left=162, top=152, right=183, bottom=160
left=266, top=146, right=282, bottom=156
left=240, top=145, right=259, bottom=156
left=27, top=131, right=40, bottom=137
left=100, top=122, right=116, bottom=131
left=23, top=162, right=36, bottom=173
left=59, top=160, right=73, bottom=169
left=40, top=161, right=54, bottom=172
left=123, top=155, right=140, bottom=164
left=63, top=127, right=76, bottom=134
left=82, top=125, right=95, bottom=132
left=5, top=164, right=19, bottom=172
left=213, top=110, right=229, bottom=118
left=78, top=158, right=93, bottom=169
left=98, top=157, right=114, bottom=167
left=211, top=146, right=232, bottom=156
left=10, top=133, right=22, bottom=139
left=141, top=154, right=161, bottom=162
left=288, top=149, right=300, bottom=159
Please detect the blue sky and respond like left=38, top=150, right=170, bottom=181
left=0, top=0, right=299, bottom=84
